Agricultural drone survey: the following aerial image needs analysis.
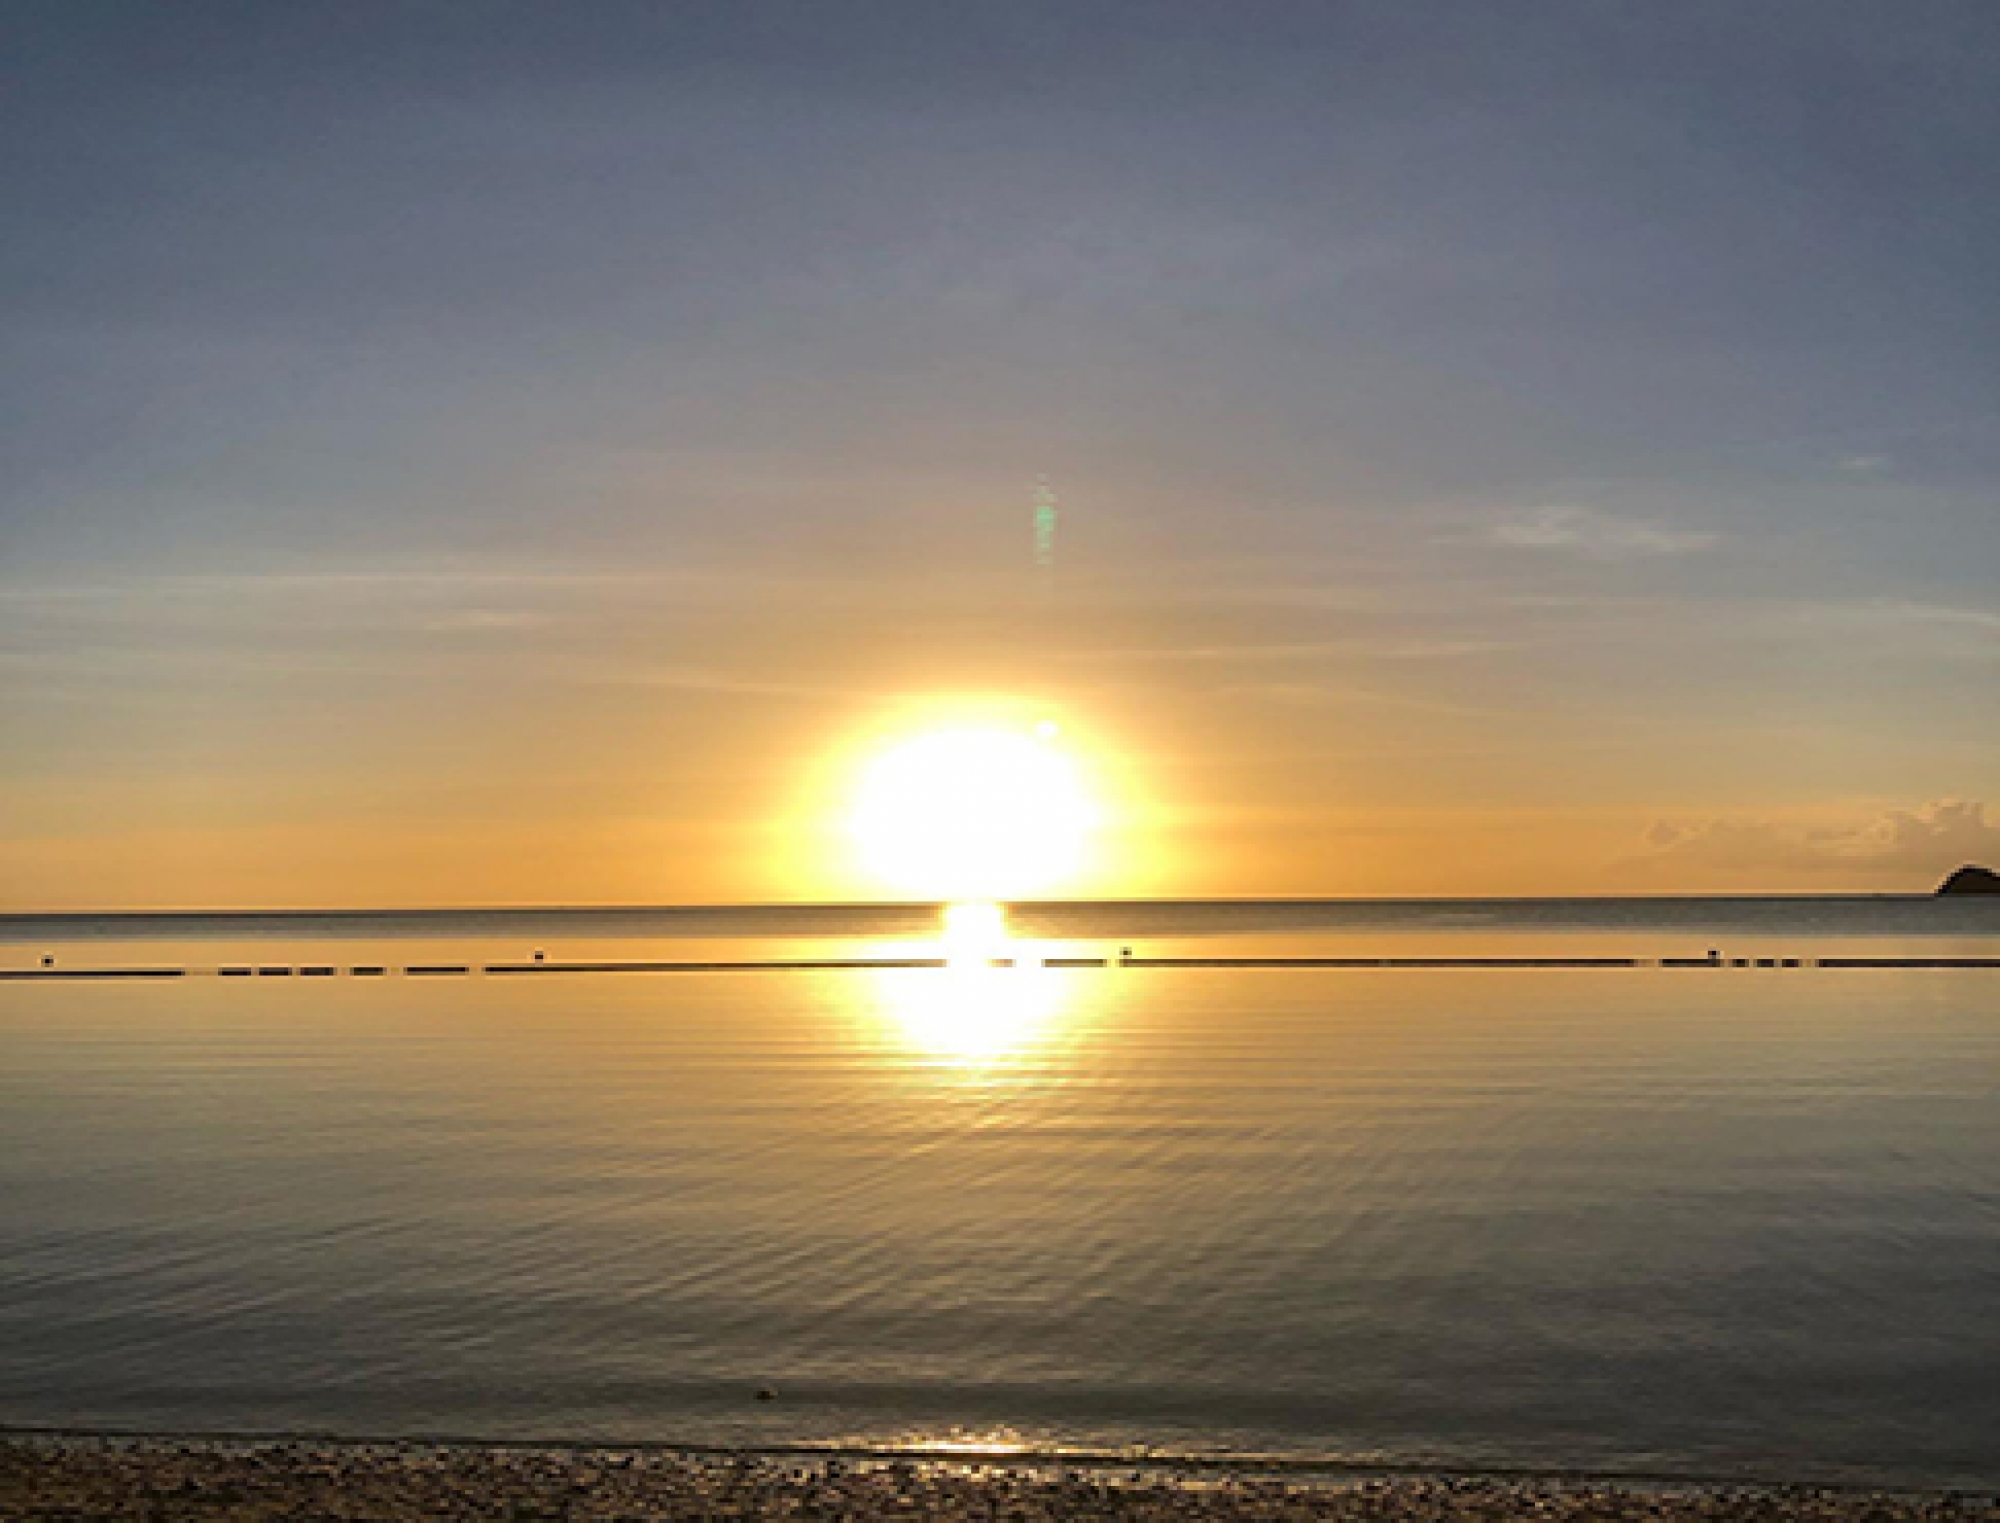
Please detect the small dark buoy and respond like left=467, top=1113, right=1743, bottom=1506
left=1707, top=948, right=1720, bottom=963
left=1119, top=945, right=1133, bottom=961
left=533, top=949, right=545, bottom=963
left=754, top=1386, right=778, bottom=1403
left=41, top=954, right=54, bottom=968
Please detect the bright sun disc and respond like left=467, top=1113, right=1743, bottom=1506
left=849, top=726, right=1097, bottom=899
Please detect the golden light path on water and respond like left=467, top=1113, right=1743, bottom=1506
left=867, top=902, right=1076, bottom=1065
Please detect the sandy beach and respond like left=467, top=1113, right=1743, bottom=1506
left=3, top=1436, right=1994, bottom=1521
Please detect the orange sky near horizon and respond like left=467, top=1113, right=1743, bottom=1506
left=2, top=551, right=1986, bottom=912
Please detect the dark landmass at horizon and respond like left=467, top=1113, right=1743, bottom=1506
left=1938, top=865, right=2000, bottom=896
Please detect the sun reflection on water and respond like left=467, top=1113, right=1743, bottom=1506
left=867, top=902, right=1076, bottom=1065
left=893, top=1425, right=1035, bottom=1458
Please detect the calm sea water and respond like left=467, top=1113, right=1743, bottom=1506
left=3, top=898, right=1998, bottom=1487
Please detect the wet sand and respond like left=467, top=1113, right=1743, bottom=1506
left=2, top=1437, right=1993, bottom=1520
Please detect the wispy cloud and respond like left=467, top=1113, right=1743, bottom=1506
left=1642, top=800, right=2000, bottom=877
left=1065, top=637, right=1511, bottom=665
left=1806, top=599, right=2000, bottom=634
left=1218, top=680, right=1501, bottom=718
left=421, top=609, right=554, bottom=634
left=579, top=666, right=852, bottom=702
left=1481, top=505, right=1720, bottom=561
left=1775, top=598, right=2000, bottom=661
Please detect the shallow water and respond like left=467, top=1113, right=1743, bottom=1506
left=2, top=900, right=1998, bottom=1487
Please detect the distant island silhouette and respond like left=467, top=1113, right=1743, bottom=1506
left=1937, top=864, right=2000, bottom=896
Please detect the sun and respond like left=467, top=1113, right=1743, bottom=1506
left=848, top=723, right=1099, bottom=900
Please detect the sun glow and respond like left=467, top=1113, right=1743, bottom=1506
left=847, top=723, right=1099, bottom=900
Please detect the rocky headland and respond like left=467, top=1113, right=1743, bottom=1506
left=1937, top=865, right=2000, bottom=896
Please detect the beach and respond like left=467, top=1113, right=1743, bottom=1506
left=4, top=1436, right=1995, bottom=1521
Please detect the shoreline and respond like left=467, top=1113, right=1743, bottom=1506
left=4, top=1432, right=1994, bottom=1520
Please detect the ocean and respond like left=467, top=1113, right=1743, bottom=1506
left=2, top=897, right=1997, bottom=1488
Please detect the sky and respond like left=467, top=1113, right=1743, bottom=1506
left=4, top=0, right=1999, bottom=909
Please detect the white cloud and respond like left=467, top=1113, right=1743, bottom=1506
left=1485, top=505, right=1719, bottom=560
left=1644, top=800, right=2000, bottom=877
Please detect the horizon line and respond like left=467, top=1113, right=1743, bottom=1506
left=0, top=888, right=1958, bottom=923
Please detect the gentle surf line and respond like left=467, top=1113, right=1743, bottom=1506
left=4, top=1425, right=1992, bottom=1499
